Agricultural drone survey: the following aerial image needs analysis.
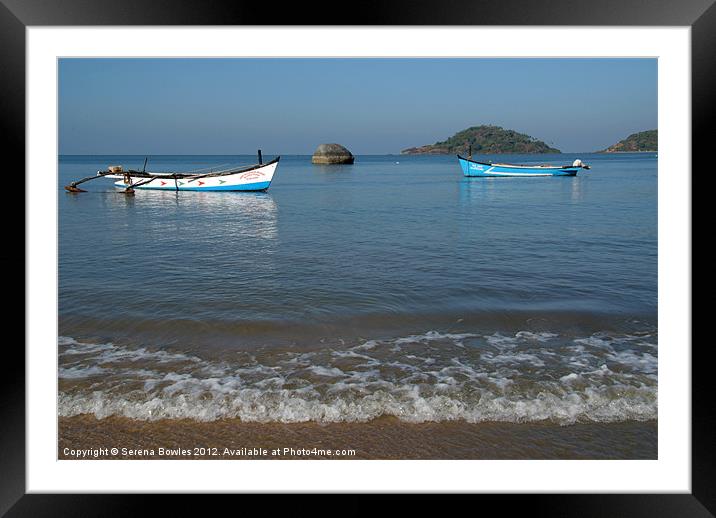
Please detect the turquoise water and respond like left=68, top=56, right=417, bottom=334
left=58, top=153, right=658, bottom=425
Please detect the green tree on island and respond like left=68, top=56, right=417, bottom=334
left=600, top=130, right=657, bottom=152
left=401, top=125, right=561, bottom=155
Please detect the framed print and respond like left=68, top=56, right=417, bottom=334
left=5, top=0, right=708, bottom=513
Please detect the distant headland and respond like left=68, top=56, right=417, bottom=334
left=600, top=130, right=657, bottom=153
left=401, top=125, right=561, bottom=155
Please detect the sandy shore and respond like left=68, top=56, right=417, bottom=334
left=59, top=415, right=657, bottom=460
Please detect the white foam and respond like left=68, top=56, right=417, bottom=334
left=58, top=332, right=658, bottom=425
left=393, top=331, right=478, bottom=345
left=61, top=342, right=115, bottom=355
left=58, top=382, right=657, bottom=424
left=607, top=351, right=658, bottom=374
left=60, top=337, right=203, bottom=365
left=485, top=333, right=519, bottom=347
left=308, top=365, right=346, bottom=377
left=59, top=365, right=107, bottom=379
left=331, top=350, right=375, bottom=361
left=560, top=373, right=580, bottom=384
left=515, top=331, right=559, bottom=342
left=356, top=331, right=478, bottom=352
left=484, top=353, right=546, bottom=367
left=574, top=336, right=615, bottom=350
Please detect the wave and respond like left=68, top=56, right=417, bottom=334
left=58, top=330, right=658, bottom=425
left=58, top=386, right=656, bottom=424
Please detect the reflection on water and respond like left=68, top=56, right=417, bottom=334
left=460, top=175, right=587, bottom=206
left=570, top=176, right=584, bottom=203
left=311, top=163, right=356, bottom=174
left=99, top=189, right=278, bottom=241
left=100, top=187, right=276, bottom=211
left=60, top=169, right=280, bottom=327
left=459, top=177, right=498, bottom=203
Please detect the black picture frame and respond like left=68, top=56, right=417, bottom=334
left=4, top=0, right=706, bottom=514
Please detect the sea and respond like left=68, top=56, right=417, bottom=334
left=57, top=152, right=658, bottom=459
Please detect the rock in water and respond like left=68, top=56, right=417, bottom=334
left=312, top=143, right=355, bottom=164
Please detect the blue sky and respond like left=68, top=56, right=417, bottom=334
left=59, top=58, right=657, bottom=154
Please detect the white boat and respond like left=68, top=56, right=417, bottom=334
left=108, top=157, right=280, bottom=192
left=65, top=152, right=280, bottom=194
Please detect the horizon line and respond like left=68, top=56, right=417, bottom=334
left=58, top=150, right=641, bottom=156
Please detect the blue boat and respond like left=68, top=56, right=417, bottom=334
left=458, top=154, right=589, bottom=177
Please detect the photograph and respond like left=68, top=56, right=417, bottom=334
left=57, top=57, right=659, bottom=461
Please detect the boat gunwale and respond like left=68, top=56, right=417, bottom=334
left=115, top=156, right=281, bottom=179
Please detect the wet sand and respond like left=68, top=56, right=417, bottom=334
left=59, top=416, right=657, bottom=460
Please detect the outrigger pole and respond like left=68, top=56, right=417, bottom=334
left=64, top=170, right=118, bottom=193
left=64, top=159, right=149, bottom=195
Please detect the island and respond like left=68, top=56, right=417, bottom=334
left=401, top=125, right=561, bottom=155
left=600, top=130, right=657, bottom=153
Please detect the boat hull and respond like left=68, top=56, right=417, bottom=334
left=112, top=160, right=279, bottom=191
left=458, top=155, right=580, bottom=177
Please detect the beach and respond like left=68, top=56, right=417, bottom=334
left=59, top=416, right=656, bottom=460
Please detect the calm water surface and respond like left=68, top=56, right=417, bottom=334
left=58, top=153, right=657, bottom=438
